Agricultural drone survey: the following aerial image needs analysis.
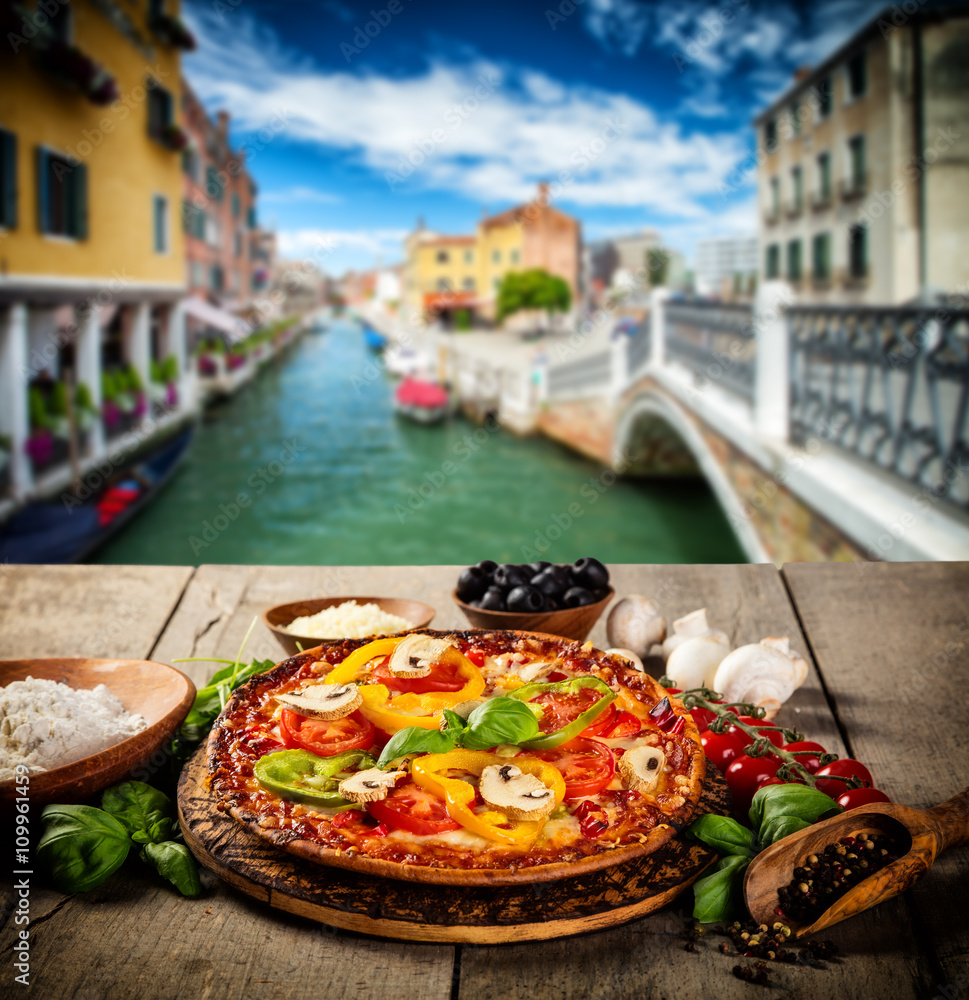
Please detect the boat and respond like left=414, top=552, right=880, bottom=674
left=363, top=325, right=388, bottom=352
left=394, top=377, right=450, bottom=425
left=0, top=425, right=195, bottom=564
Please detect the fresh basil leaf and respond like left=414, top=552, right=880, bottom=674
left=102, top=781, right=174, bottom=844
left=462, top=697, right=541, bottom=750
left=143, top=841, right=203, bottom=898
left=750, top=783, right=842, bottom=835
left=692, top=855, right=750, bottom=923
left=38, top=805, right=131, bottom=893
left=377, top=727, right=456, bottom=768
left=440, top=709, right=468, bottom=736
left=687, top=814, right=757, bottom=857
left=760, top=814, right=813, bottom=845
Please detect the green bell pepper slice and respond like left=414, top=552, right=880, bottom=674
left=510, top=676, right=617, bottom=750
left=254, top=748, right=376, bottom=807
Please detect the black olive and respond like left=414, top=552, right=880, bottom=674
left=570, top=557, right=609, bottom=589
left=530, top=567, right=565, bottom=596
left=475, top=560, right=498, bottom=578
left=592, top=586, right=611, bottom=602
left=456, top=566, right=489, bottom=602
left=494, top=564, right=530, bottom=589
left=506, top=585, right=544, bottom=613
left=529, top=561, right=551, bottom=574
left=543, top=596, right=560, bottom=612
left=563, top=586, right=596, bottom=608
left=479, top=587, right=507, bottom=611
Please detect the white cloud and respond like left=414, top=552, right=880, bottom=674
left=261, top=187, right=344, bottom=205
left=182, top=7, right=748, bottom=221
left=277, top=227, right=409, bottom=260
left=582, top=0, right=652, bottom=58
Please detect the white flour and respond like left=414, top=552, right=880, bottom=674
left=0, top=676, right=147, bottom=781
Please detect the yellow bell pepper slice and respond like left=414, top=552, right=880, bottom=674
left=324, top=637, right=404, bottom=686
left=412, top=750, right=565, bottom=846
left=357, top=684, right=441, bottom=732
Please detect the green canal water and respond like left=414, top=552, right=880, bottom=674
left=95, top=323, right=746, bottom=567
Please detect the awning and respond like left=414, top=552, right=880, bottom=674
left=183, top=296, right=249, bottom=338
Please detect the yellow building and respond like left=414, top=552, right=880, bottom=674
left=0, top=0, right=193, bottom=502
left=403, top=183, right=581, bottom=326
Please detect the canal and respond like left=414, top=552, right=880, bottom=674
left=96, top=322, right=746, bottom=567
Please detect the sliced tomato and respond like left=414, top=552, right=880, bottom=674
left=530, top=686, right=616, bottom=738
left=531, top=737, right=615, bottom=800
left=367, top=780, right=462, bottom=835
left=371, top=655, right=467, bottom=694
left=601, top=710, right=642, bottom=738
left=279, top=708, right=375, bottom=757
left=465, top=648, right=486, bottom=668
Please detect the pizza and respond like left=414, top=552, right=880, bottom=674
left=208, top=629, right=706, bottom=884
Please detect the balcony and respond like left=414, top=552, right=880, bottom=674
left=839, top=174, right=868, bottom=201
left=785, top=199, right=805, bottom=220
left=764, top=205, right=781, bottom=226
left=811, top=190, right=833, bottom=212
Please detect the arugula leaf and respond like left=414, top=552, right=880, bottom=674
left=37, top=805, right=132, bottom=893
left=750, top=783, right=842, bottom=835
left=143, top=841, right=203, bottom=898
left=692, top=855, right=750, bottom=923
left=760, top=814, right=813, bottom=845
left=102, top=781, right=174, bottom=845
left=687, top=814, right=757, bottom=857
left=376, top=727, right=456, bottom=768
left=463, top=697, right=541, bottom=750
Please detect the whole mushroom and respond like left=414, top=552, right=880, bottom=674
left=661, top=608, right=729, bottom=661
left=606, top=596, right=667, bottom=659
left=665, top=635, right=731, bottom=691
left=711, top=636, right=809, bottom=718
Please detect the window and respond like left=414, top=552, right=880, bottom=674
left=436, top=250, right=450, bottom=264
left=492, top=249, right=501, bottom=263
left=510, top=249, right=520, bottom=264
left=147, top=84, right=175, bottom=144
left=817, top=152, right=831, bottom=201
left=181, top=149, right=199, bottom=181
left=190, top=261, right=204, bottom=288
left=231, top=193, right=240, bottom=218
left=182, top=201, right=205, bottom=239
left=789, top=101, right=802, bottom=136
left=246, top=206, right=256, bottom=228
left=436, top=278, right=451, bottom=291
left=0, top=128, right=16, bottom=229
left=152, top=195, right=168, bottom=253
left=462, top=277, right=475, bottom=291
left=764, top=118, right=778, bottom=151
left=848, top=224, right=868, bottom=279
left=769, top=176, right=780, bottom=216
left=847, top=51, right=866, bottom=100
left=765, top=244, right=780, bottom=279
left=817, top=76, right=832, bottom=118
left=36, top=148, right=87, bottom=239
left=464, top=249, right=473, bottom=264
left=211, top=265, right=224, bottom=292
left=812, top=232, right=831, bottom=282
left=786, top=239, right=802, bottom=282
left=791, top=166, right=803, bottom=212
left=205, top=165, right=223, bottom=201
left=234, top=230, right=243, bottom=257
left=848, top=135, right=866, bottom=192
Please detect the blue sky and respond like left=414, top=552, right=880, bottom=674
left=182, top=0, right=886, bottom=275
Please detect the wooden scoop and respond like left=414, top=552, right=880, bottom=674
left=744, top=786, right=969, bottom=938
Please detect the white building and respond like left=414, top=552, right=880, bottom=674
left=694, top=235, right=759, bottom=298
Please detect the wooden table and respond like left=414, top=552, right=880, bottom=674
left=1, top=562, right=967, bottom=1000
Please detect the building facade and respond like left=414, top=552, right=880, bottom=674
left=0, top=0, right=194, bottom=503
left=585, top=229, right=688, bottom=305
left=694, top=235, right=758, bottom=299
left=403, top=184, right=581, bottom=325
left=755, top=5, right=969, bottom=304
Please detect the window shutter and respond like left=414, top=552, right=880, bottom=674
left=1, top=131, right=16, bottom=229
left=73, top=161, right=88, bottom=239
left=36, top=146, right=49, bottom=233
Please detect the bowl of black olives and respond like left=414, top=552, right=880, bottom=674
left=452, top=558, right=614, bottom=642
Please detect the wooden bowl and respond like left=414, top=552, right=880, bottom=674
left=262, top=596, right=437, bottom=656
left=0, top=657, right=196, bottom=808
left=452, top=587, right=614, bottom=643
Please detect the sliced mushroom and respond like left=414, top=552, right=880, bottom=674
left=661, top=608, right=730, bottom=661
left=387, top=634, right=455, bottom=678
left=450, top=699, right=483, bottom=719
left=665, top=635, right=731, bottom=690
left=337, top=767, right=406, bottom=804
left=618, top=746, right=666, bottom=794
left=712, top=638, right=808, bottom=718
left=605, top=648, right=645, bottom=672
left=518, top=660, right=558, bottom=683
left=479, top=763, right=556, bottom=821
left=276, top=683, right=362, bottom=720
left=606, top=596, right=667, bottom=657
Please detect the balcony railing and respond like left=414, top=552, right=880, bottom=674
left=811, top=190, right=833, bottom=211
left=785, top=199, right=804, bottom=219
left=665, top=301, right=756, bottom=401
left=764, top=205, right=781, bottom=225
left=839, top=174, right=868, bottom=201
left=789, top=305, right=969, bottom=508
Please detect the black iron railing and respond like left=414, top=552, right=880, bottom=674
left=665, top=302, right=756, bottom=400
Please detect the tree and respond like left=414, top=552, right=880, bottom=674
left=646, top=248, right=670, bottom=289
left=496, top=269, right=571, bottom=326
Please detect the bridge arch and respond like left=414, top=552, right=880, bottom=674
left=613, top=387, right=769, bottom=563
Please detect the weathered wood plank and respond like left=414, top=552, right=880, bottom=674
left=457, top=563, right=934, bottom=1000
left=0, top=564, right=194, bottom=660
left=783, top=561, right=969, bottom=994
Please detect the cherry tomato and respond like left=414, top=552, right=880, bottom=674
left=280, top=708, right=376, bottom=757
left=601, top=710, right=642, bottom=738
left=734, top=717, right=785, bottom=748
left=783, top=740, right=827, bottom=774
left=530, top=687, right=617, bottom=738
left=836, top=787, right=892, bottom=810
left=725, top=755, right=783, bottom=814
left=465, top=649, right=486, bottom=668
left=531, top=737, right=616, bottom=800
left=371, top=656, right=467, bottom=694
left=367, top=780, right=462, bottom=835
left=688, top=707, right=718, bottom=732
left=699, top=728, right=749, bottom=773
left=814, top=758, right=873, bottom=798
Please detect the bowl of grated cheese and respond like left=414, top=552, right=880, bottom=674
left=262, top=596, right=437, bottom=656
left=0, top=657, right=195, bottom=808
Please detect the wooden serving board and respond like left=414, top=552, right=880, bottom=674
left=178, top=747, right=730, bottom=944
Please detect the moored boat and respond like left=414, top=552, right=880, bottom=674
left=394, top=377, right=450, bottom=425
